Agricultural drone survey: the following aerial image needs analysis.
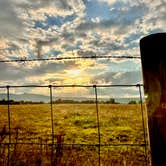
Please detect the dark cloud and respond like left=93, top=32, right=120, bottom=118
left=0, top=0, right=23, bottom=38
left=0, top=61, right=78, bottom=81
left=54, top=0, right=72, bottom=10
left=0, top=63, right=26, bottom=81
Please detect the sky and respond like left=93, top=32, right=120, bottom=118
left=0, top=0, right=165, bottom=99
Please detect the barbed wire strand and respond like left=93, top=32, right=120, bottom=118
left=0, top=55, right=141, bottom=63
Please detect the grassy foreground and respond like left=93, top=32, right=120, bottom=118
left=0, top=104, right=148, bottom=165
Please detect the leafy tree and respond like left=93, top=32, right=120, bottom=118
left=106, top=98, right=116, bottom=104
left=128, top=100, right=137, bottom=104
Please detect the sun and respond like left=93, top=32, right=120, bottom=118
left=67, top=69, right=81, bottom=75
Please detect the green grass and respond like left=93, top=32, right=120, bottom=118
left=0, top=103, right=149, bottom=165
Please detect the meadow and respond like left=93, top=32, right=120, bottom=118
left=0, top=103, right=149, bottom=166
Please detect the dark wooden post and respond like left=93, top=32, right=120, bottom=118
left=140, top=33, right=166, bottom=166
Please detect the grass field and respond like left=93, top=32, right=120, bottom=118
left=0, top=103, right=149, bottom=166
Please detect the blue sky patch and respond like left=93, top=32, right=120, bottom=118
left=83, top=0, right=112, bottom=21
left=34, top=14, right=77, bottom=30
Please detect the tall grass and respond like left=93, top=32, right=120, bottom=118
left=0, top=104, right=148, bottom=165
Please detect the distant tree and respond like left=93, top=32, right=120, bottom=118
left=39, top=101, right=44, bottom=104
left=128, top=100, right=137, bottom=104
left=106, top=98, right=116, bottom=104
left=81, top=100, right=93, bottom=104
left=20, top=100, right=25, bottom=104
left=55, top=99, right=62, bottom=104
left=0, top=99, right=7, bottom=105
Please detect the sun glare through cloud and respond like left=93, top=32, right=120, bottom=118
left=67, top=69, right=82, bottom=75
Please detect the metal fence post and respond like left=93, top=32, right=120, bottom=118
left=93, top=85, right=101, bottom=166
left=49, top=85, right=55, bottom=166
left=137, top=84, right=148, bottom=165
left=6, top=85, right=11, bottom=166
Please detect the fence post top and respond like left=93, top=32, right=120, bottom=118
left=6, top=85, right=10, bottom=89
left=48, top=85, right=52, bottom=88
left=136, top=84, right=141, bottom=87
left=93, top=85, right=97, bottom=88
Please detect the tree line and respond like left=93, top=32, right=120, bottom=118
left=0, top=99, right=44, bottom=105
left=0, top=98, right=140, bottom=105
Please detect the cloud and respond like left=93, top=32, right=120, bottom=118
left=0, top=38, right=9, bottom=50
left=0, top=0, right=24, bottom=38
left=86, top=84, right=140, bottom=98
left=45, top=78, right=64, bottom=84
left=0, top=63, right=25, bottom=81
left=24, top=0, right=71, bottom=10
left=0, top=60, right=79, bottom=82
left=91, top=70, right=142, bottom=85
left=18, top=0, right=85, bottom=19
left=12, top=0, right=86, bottom=59
left=97, top=0, right=117, bottom=5
left=135, top=0, right=166, bottom=36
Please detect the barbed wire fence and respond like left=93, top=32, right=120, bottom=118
left=0, top=55, right=151, bottom=166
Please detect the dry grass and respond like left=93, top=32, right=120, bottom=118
left=0, top=103, right=148, bottom=165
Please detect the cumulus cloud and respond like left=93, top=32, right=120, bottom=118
left=0, top=38, right=9, bottom=50
left=141, top=0, right=166, bottom=33
left=0, top=0, right=23, bottom=38
left=97, top=0, right=117, bottom=5
left=24, top=0, right=71, bottom=10
left=91, top=70, right=142, bottom=85
left=17, top=0, right=85, bottom=19
left=0, top=60, right=80, bottom=82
